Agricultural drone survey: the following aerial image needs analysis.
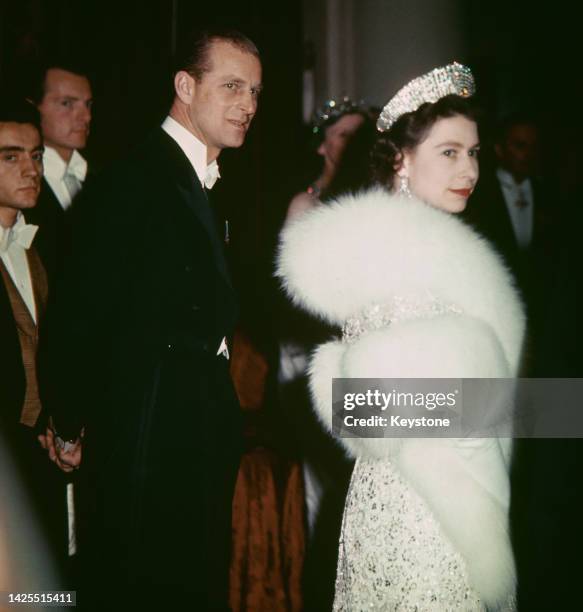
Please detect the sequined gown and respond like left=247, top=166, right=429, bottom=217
left=333, top=458, right=484, bottom=611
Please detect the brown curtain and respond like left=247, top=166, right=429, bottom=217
left=229, top=330, right=305, bottom=612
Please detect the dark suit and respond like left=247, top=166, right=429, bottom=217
left=464, top=171, right=558, bottom=370
left=40, top=129, right=242, bottom=610
left=464, top=171, right=555, bottom=284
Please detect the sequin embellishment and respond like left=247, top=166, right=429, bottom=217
left=333, top=459, right=484, bottom=611
left=342, top=294, right=463, bottom=344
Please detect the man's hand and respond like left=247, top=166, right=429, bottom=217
left=38, top=419, right=83, bottom=473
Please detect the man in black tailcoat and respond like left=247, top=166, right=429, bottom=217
left=39, top=29, right=262, bottom=610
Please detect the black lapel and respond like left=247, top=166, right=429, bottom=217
left=40, top=178, right=66, bottom=219
left=152, top=129, right=233, bottom=289
left=25, top=178, right=65, bottom=229
left=492, top=177, right=520, bottom=250
left=531, top=178, right=545, bottom=247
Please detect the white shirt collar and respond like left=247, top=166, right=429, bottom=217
left=161, top=116, right=220, bottom=190
left=496, top=167, right=531, bottom=191
left=0, top=212, right=38, bottom=252
left=0, top=212, right=24, bottom=235
left=43, top=146, right=88, bottom=182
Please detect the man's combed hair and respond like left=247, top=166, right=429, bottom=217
left=175, top=28, right=260, bottom=81
left=26, top=59, right=91, bottom=105
left=0, top=97, right=42, bottom=132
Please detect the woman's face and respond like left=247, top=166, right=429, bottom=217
left=400, top=115, right=479, bottom=213
left=318, top=113, right=364, bottom=178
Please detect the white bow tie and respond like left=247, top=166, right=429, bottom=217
left=64, top=165, right=86, bottom=182
left=204, top=162, right=221, bottom=190
left=0, top=222, right=38, bottom=253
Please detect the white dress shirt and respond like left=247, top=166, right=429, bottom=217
left=161, top=116, right=221, bottom=190
left=161, top=116, right=228, bottom=360
left=497, top=168, right=533, bottom=250
left=0, top=213, right=38, bottom=322
left=43, top=146, right=88, bottom=210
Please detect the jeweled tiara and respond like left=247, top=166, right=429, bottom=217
left=312, top=96, right=368, bottom=134
left=376, top=62, right=475, bottom=133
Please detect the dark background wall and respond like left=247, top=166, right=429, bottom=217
left=1, top=0, right=581, bottom=326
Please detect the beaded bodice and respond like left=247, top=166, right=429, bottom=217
left=342, top=294, right=462, bottom=344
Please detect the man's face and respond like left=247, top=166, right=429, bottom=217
left=186, top=41, right=262, bottom=161
left=0, top=122, right=43, bottom=221
left=37, top=68, right=92, bottom=160
left=495, top=123, right=539, bottom=182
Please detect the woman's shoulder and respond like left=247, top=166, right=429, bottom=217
left=286, top=191, right=319, bottom=223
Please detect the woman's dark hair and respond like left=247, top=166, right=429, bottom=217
left=371, top=94, right=478, bottom=189
left=321, top=113, right=379, bottom=201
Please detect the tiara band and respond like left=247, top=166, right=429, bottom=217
left=312, top=96, right=368, bottom=134
left=376, top=62, right=475, bottom=133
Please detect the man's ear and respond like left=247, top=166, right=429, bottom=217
left=174, top=71, right=195, bottom=104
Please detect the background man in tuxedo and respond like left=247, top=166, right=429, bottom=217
left=465, top=114, right=550, bottom=276
left=464, top=114, right=557, bottom=370
left=25, top=62, right=93, bottom=281
left=40, top=28, right=262, bottom=610
left=0, top=99, right=66, bottom=576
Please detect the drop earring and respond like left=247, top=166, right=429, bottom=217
left=398, top=175, right=412, bottom=199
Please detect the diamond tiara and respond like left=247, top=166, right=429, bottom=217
left=312, top=96, right=368, bottom=134
left=376, top=62, right=475, bottom=133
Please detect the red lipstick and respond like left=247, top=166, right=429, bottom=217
left=449, top=188, right=472, bottom=198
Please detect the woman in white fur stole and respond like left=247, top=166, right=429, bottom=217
left=277, top=63, right=523, bottom=611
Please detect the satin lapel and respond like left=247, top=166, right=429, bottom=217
left=531, top=180, right=547, bottom=247
left=42, top=177, right=67, bottom=219
left=27, top=248, right=48, bottom=320
left=155, top=129, right=233, bottom=290
left=493, top=179, right=519, bottom=249
left=177, top=181, right=233, bottom=290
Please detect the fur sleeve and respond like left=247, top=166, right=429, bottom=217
left=309, top=314, right=510, bottom=459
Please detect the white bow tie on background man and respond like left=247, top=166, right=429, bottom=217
left=0, top=221, right=38, bottom=253
left=63, top=169, right=83, bottom=200
left=204, top=161, right=221, bottom=190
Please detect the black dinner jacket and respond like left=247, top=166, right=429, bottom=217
left=464, top=171, right=555, bottom=280
left=464, top=170, right=559, bottom=373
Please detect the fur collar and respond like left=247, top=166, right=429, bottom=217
left=277, top=187, right=524, bottom=373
